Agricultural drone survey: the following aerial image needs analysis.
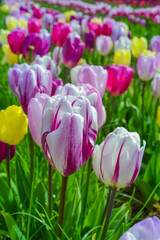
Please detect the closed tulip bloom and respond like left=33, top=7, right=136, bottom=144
left=51, top=78, right=63, bottom=96
left=101, top=21, right=113, bottom=36
left=149, top=36, right=160, bottom=55
left=41, top=95, right=98, bottom=175
left=0, top=105, right=28, bottom=145
left=6, top=16, right=19, bottom=31
left=96, top=35, right=113, bottom=56
left=74, top=63, right=108, bottom=98
left=113, top=49, right=131, bottom=66
left=151, top=73, right=160, bottom=98
left=141, top=50, right=156, bottom=56
left=131, top=37, right=148, bottom=58
left=111, top=24, right=126, bottom=43
left=154, top=54, right=160, bottom=73
left=43, top=13, right=53, bottom=28
left=65, top=10, right=76, bottom=22
left=52, top=47, right=63, bottom=66
left=84, top=31, right=95, bottom=51
left=56, top=83, right=106, bottom=129
left=93, top=127, right=146, bottom=188
left=51, top=22, right=72, bottom=47
left=33, top=7, right=43, bottom=19
left=28, top=93, right=51, bottom=146
left=119, top=216, right=160, bottom=240
left=0, top=141, right=16, bottom=163
left=28, top=17, right=42, bottom=34
left=137, top=55, right=156, bottom=81
left=7, top=27, right=26, bottom=54
left=62, top=36, right=85, bottom=68
left=107, top=64, right=134, bottom=96
left=8, top=64, right=52, bottom=114
left=114, top=36, right=131, bottom=52
left=2, top=44, right=18, bottom=65
left=88, top=22, right=101, bottom=37
left=0, top=29, right=10, bottom=45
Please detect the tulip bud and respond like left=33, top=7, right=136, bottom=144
left=149, top=36, right=160, bottom=55
left=93, top=127, right=146, bottom=188
left=84, top=31, right=95, bottom=51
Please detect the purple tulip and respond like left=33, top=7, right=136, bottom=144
left=51, top=78, right=63, bottom=96
left=84, top=31, right=95, bottom=51
left=23, top=34, right=49, bottom=61
left=72, top=63, right=108, bottom=98
left=28, top=93, right=51, bottom=146
left=41, top=95, right=98, bottom=175
left=119, top=216, right=160, bottom=240
left=92, top=127, right=146, bottom=188
left=8, top=63, right=52, bottom=114
left=137, top=55, right=156, bottom=81
left=56, top=83, right=106, bottom=129
left=111, top=23, right=126, bottom=42
left=43, top=13, right=53, bottom=28
left=149, top=36, right=160, bottom=55
left=0, top=141, right=16, bottom=163
left=62, top=35, right=85, bottom=68
left=96, top=35, right=112, bottom=56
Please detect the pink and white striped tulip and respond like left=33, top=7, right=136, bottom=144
left=93, top=127, right=146, bottom=188
left=8, top=64, right=52, bottom=114
left=41, top=95, right=98, bottom=175
left=151, top=73, right=160, bottom=98
left=137, top=55, right=156, bottom=81
left=96, top=35, right=113, bottom=56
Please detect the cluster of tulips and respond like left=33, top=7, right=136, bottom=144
left=0, top=0, right=160, bottom=239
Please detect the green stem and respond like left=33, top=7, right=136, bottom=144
left=64, top=67, right=69, bottom=84
left=141, top=82, right=146, bottom=142
left=154, top=98, right=159, bottom=121
left=56, top=47, right=60, bottom=76
left=100, top=187, right=117, bottom=240
left=29, top=132, right=34, bottom=185
left=100, top=187, right=112, bottom=226
left=101, top=55, right=105, bottom=66
left=57, top=175, right=68, bottom=239
left=48, top=164, right=53, bottom=218
left=6, top=144, right=10, bottom=187
left=107, top=96, right=116, bottom=134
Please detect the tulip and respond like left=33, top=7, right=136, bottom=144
left=65, top=10, right=76, bottom=22
left=141, top=49, right=156, bottom=56
left=1, top=44, right=18, bottom=65
left=62, top=35, right=85, bottom=68
left=51, top=78, right=63, bottom=96
left=119, top=216, right=160, bottom=240
left=33, top=7, right=43, bottom=19
left=131, top=36, right=148, bottom=58
left=96, top=35, right=113, bottom=56
left=7, top=27, right=26, bottom=54
left=41, top=95, right=98, bottom=175
left=137, top=55, right=156, bottom=81
left=114, top=36, right=131, bottom=52
left=149, top=36, right=160, bottom=55
left=0, top=4, right=9, bottom=13
left=70, top=65, right=82, bottom=85
left=111, top=24, right=126, bottom=43
left=43, top=13, right=53, bottom=28
left=154, top=54, right=160, bottom=73
left=101, top=21, right=113, bottom=36
left=151, top=73, right=160, bottom=98
left=88, top=22, right=101, bottom=37
left=93, top=127, right=146, bottom=188
left=56, top=83, right=106, bottom=129
left=84, top=31, right=95, bottom=51
left=8, top=63, right=52, bottom=114
left=0, top=141, right=16, bottom=163
left=0, top=105, right=28, bottom=145
left=113, top=49, right=131, bottom=66
left=0, top=29, right=10, bottom=45
left=6, top=16, right=19, bottom=31
left=73, top=63, right=108, bottom=98
left=28, top=17, right=42, bottom=34
left=107, top=64, right=134, bottom=96
left=52, top=47, right=63, bottom=66
left=51, top=22, right=72, bottom=47
left=23, top=34, right=49, bottom=61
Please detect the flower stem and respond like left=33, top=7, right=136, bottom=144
left=64, top=67, right=69, bottom=84
left=48, top=163, right=53, bottom=218
left=6, top=144, right=10, bottom=187
left=57, top=175, right=68, bottom=239
left=100, top=187, right=116, bottom=240
left=56, top=47, right=60, bottom=76
left=29, top=132, right=34, bottom=185
left=100, top=187, right=112, bottom=226
left=141, top=82, right=146, bottom=142
left=107, top=96, right=116, bottom=134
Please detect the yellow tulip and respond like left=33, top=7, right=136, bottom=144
left=58, top=19, right=66, bottom=23
left=90, top=17, right=102, bottom=25
left=2, top=45, right=19, bottom=65
left=78, top=58, right=86, bottom=65
left=65, top=10, right=76, bottom=22
left=0, top=4, right=9, bottom=13
left=157, top=106, right=160, bottom=127
left=6, top=16, right=18, bottom=31
left=19, top=19, right=27, bottom=28
left=0, top=106, right=28, bottom=145
left=9, top=5, right=17, bottom=13
left=131, top=37, right=148, bottom=58
left=141, top=49, right=156, bottom=56
left=113, top=49, right=131, bottom=66
left=0, top=29, right=10, bottom=45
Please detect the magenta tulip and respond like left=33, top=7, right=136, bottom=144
left=0, top=141, right=16, bottom=163
left=84, top=31, right=95, bottom=51
left=7, top=27, right=26, bottom=54
left=8, top=63, right=52, bottom=114
left=93, top=127, right=146, bottom=188
left=101, top=21, right=113, bottom=36
left=51, top=22, right=72, bottom=47
left=33, top=7, right=43, bottom=19
left=41, top=95, right=98, bottom=175
left=107, top=64, right=134, bottom=96
left=88, top=22, right=101, bottom=37
left=28, top=17, right=42, bottom=34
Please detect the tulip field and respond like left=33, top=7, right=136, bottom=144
left=0, top=0, right=160, bottom=239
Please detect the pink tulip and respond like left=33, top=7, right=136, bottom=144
left=7, top=27, right=26, bottom=54
left=0, top=141, right=16, bottom=163
left=137, top=55, right=156, bottom=81
left=101, top=21, right=113, bottom=36
left=33, top=7, right=43, bottom=19
left=8, top=63, right=52, bottom=114
left=151, top=73, right=160, bottom=98
left=28, top=17, right=42, bottom=34
left=107, top=64, right=134, bottom=96
left=88, top=22, right=101, bottom=37
left=51, top=22, right=72, bottom=47
left=96, top=35, right=112, bottom=56
left=51, top=78, right=63, bottom=96
left=41, top=95, right=98, bottom=175
left=149, top=36, right=160, bottom=55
